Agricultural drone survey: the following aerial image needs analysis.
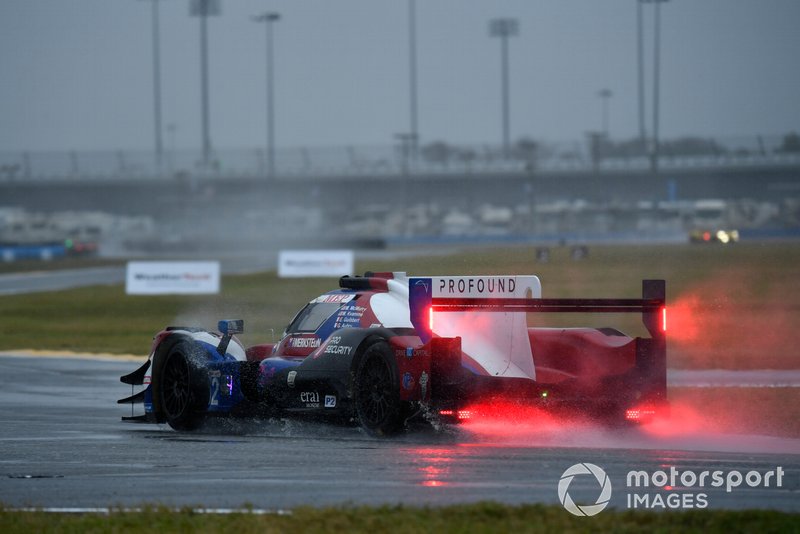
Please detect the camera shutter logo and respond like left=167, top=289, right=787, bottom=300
left=558, top=463, right=612, bottom=517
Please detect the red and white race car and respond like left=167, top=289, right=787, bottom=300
left=120, top=272, right=668, bottom=435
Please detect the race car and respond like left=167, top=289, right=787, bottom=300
left=689, top=229, right=740, bottom=244
left=119, top=272, right=668, bottom=435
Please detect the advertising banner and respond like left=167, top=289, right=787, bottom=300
left=278, top=250, right=354, bottom=278
left=126, top=261, right=220, bottom=295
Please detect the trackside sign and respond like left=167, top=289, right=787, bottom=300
left=125, top=261, right=220, bottom=295
left=278, top=250, right=354, bottom=278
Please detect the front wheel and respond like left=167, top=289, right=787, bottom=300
left=353, top=341, right=403, bottom=436
left=158, top=342, right=209, bottom=431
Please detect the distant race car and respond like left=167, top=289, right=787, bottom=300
left=119, top=273, right=668, bottom=435
left=689, top=229, right=740, bottom=244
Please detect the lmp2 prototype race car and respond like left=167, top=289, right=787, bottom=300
left=119, top=273, right=668, bottom=435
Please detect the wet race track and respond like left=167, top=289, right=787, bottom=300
left=0, top=354, right=798, bottom=513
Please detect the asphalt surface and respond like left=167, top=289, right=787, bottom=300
left=0, top=266, right=126, bottom=295
left=0, top=258, right=272, bottom=296
left=0, top=250, right=439, bottom=295
left=0, top=354, right=798, bottom=513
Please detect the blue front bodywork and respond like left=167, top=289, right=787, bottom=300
left=143, top=339, right=247, bottom=416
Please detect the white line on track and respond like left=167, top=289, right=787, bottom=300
left=2, top=352, right=799, bottom=386
left=0, top=350, right=145, bottom=362
left=668, top=369, right=800, bottom=388
left=12, top=507, right=293, bottom=515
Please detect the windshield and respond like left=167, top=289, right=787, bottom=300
left=286, top=302, right=341, bottom=334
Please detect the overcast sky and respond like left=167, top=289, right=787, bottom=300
left=1, top=0, right=798, bottom=152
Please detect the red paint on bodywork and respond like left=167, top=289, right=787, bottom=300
left=245, top=344, right=275, bottom=362
left=529, top=328, right=636, bottom=384
left=390, top=335, right=430, bottom=402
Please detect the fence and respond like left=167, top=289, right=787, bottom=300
left=1, top=134, right=798, bottom=182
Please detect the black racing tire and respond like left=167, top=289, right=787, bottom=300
left=158, top=341, right=209, bottom=431
left=239, top=361, right=263, bottom=403
left=353, top=340, right=403, bottom=436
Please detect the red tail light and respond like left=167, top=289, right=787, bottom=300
left=438, top=409, right=472, bottom=420
left=625, top=407, right=657, bottom=421
left=662, top=306, right=667, bottom=333
left=428, top=306, right=434, bottom=331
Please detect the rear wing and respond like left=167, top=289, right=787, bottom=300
left=409, top=277, right=666, bottom=342
left=409, top=276, right=667, bottom=388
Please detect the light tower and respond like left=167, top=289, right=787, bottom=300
left=489, top=18, right=519, bottom=157
left=137, top=0, right=164, bottom=175
left=252, top=12, right=281, bottom=180
left=190, top=0, right=221, bottom=169
left=597, top=88, right=613, bottom=138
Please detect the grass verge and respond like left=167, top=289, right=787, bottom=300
left=0, top=243, right=798, bottom=368
left=1, top=503, right=798, bottom=533
left=0, top=257, right=123, bottom=275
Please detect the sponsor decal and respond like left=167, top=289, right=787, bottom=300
left=324, top=336, right=353, bottom=356
left=402, top=372, right=415, bottom=391
left=324, top=395, right=337, bottom=408
left=333, top=304, right=367, bottom=329
left=436, top=277, right=516, bottom=296
left=419, top=371, right=429, bottom=398
left=288, top=337, right=321, bottom=349
left=300, top=391, right=320, bottom=408
left=287, top=370, right=297, bottom=388
left=400, top=347, right=428, bottom=360
left=312, top=293, right=355, bottom=304
left=425, top=275, right=541, bottom=299
left=300, top=391, right=319, bottom=403
left=325, top=344, right=353, bottom=355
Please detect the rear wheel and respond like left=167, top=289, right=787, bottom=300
left=158, top=342, right=209, bottom=431
left=354, top=341, right=403, bottom=436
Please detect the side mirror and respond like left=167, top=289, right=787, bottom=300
left=218, top=319, right=244, bottom=336
left=217, top=319, right=244, bottom=356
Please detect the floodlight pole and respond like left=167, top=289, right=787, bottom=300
left=151, top=0, right=164, bottom=174
left=138, top=0, right=164, bottom=175
left=200, top=9, right=211, bottom=167
left=651, top=0, right=667, bottom=175
left=597, top=88, right=613, bottom=138
left=408, top=0, right=419, bottom=166
left=636, top=0, right=646, bottom=150
left=191, top=0, right=220, bottom=169
left=641, top=0, right=669, bottom=174
left=395, top=133, right=416, bottom=237
left=253, top=12, right=281, bottom=180
left=489, top=18, right=519, bottom=158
